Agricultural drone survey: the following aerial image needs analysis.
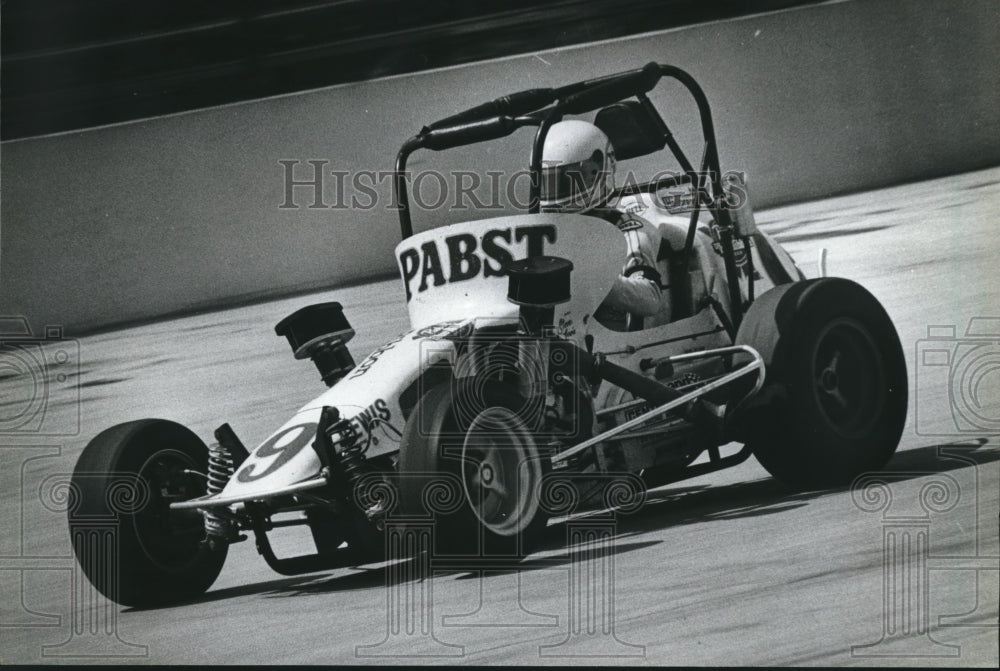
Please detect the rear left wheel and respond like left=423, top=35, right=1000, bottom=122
left=398, top=379, right=549, bottom=559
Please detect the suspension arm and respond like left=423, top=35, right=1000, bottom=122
left=550, top=344, right=764, bottom=465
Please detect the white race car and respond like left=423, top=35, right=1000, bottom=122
left=69, top=62, right=908, bottom=607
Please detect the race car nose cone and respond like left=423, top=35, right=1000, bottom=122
left=506, top=255, right=574, bottom=307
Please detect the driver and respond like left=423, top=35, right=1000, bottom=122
left=539, top=120, right=670, bottom=329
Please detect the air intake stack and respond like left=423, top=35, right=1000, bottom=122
left=275, top=302, right=355, bottom=387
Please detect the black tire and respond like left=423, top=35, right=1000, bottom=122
left=69, top=419, right=228, bottom=608
left=734, top=278, right=908, bottom=485
left=398, top=379, right=549, bottom=559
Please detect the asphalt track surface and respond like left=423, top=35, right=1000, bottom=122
left=1, top=168, right=998, bottom=665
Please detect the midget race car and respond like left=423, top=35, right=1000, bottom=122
left=69, top=62, right=908, bottom=607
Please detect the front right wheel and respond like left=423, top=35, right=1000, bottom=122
left=734, top=278, right=908, bottom=486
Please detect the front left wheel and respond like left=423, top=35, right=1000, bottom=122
left=69, top=419, right=228, bottom=608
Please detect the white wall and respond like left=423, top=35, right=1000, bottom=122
left=2, top=0, right=998, bottom=333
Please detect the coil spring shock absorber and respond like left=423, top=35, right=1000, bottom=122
left=340, top=437, right=388, bottom=524
left=338, top=433, right=366, bottom=488
left=323, top=408, right=367, bottom=490
left=316, top=406, right=382, bottom=520
left=203, top=441, right=236, bottom=539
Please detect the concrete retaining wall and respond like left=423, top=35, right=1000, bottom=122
left=2, top=0, right=998, bottom=333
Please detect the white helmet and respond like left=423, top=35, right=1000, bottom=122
left=539, top=120, right=616, bottom=213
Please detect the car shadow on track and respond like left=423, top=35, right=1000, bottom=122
left=595, top=437, right=997, bottom=543
left=157, top=538, right=663, bottom=606
left=259, top=538, right=665, bottom=599
left=134, top=437, right=996, bottom=608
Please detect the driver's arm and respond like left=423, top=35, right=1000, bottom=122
left=603, top=217, right=662, bottom=317
left=605, top=269, right=661, bottom=316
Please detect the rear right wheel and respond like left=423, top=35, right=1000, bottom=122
left=733, top=278, right=908, bottom=485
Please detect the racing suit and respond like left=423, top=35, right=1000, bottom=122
left=591, top=204, right=671, bottom=330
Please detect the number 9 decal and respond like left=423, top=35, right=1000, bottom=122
left=236, top=422, right=318, bottom=483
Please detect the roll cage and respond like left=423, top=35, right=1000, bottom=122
left=393, top=61, right=749, bottom=330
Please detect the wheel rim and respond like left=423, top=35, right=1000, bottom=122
left=460, top=406, right=541, bottom=537
left=134, top=448, right=208, bottom=572
left=810, top=318, right=885, bottom=438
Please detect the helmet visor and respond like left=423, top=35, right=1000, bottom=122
left=540, top=149, right=608, bottom=208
